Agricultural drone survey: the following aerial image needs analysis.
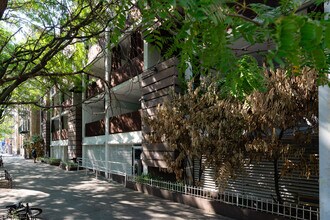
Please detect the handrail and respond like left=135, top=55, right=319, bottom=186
left=76, top=157, right=132, bottom=178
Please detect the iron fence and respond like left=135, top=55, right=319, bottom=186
left=127, top=175, right=319, bottom=220
left=76, top=157, right=319, bottom=220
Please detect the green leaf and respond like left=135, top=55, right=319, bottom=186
left=300, top=20, right=322, bottom=49
left=275, top=15, right=304, bottom=65
left=311, top=48, right=326, bottom=69
left=324, top=21, right=330, bottom=49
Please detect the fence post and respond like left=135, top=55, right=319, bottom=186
left=77, top=157, right=79, bottom=171
left=95, top=160, right=97, bottom=177
left=85, top=158, right=88, bottom=175
left=303, top=205, right=305, bottom=219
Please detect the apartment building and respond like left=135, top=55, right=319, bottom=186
left=42, top=2, right=322, bottom=218
left=82, top=30, right=144, bottom=177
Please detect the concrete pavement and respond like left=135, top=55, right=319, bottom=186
left=0, top=155, right=234, bottom=220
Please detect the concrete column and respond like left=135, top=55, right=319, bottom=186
left=320, top=3, right=330, bottom=219
left=143, top=41, right=161, bottom=70
left=68, top=92, right=82, bottom=160
left=105, top=27, right=111, bottom=178
left=319, top=85, right=330, bottom=219
left=81, top=74, right=86, bottom=160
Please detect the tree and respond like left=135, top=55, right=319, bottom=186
left=0, top=112, right=14, bottom=139
left=0, top=1, right=326, bottom=202
left=242, top=67, right=318, bottom=203
left=1, top=0, right=328, bottom=118
left=138, top=0, right=329, bottom=92
left=0, top=0, right=136, bottom=119
left=142, top=0, right=330, bottom=202
left=0, top=0, right=7, bottom=20
left=141, top=1, right=326, bottom=201
left=146, top=67, right=318, bottom=203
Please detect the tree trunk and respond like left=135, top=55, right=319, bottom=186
left=0, top=0, right=8, bottom=19
left=184, top=156, right=194, bottom=185
left=274, top=158, right=283, bottom=204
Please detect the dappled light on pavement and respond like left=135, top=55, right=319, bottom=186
left=0, top=155, right=233, bottom=220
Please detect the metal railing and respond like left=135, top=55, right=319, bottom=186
left=127, top=176, right=319, bottom=220
left=76, top=157, right=319, bottom=220
left=77, top=157, right=130, bottom=178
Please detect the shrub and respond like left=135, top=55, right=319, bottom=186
left=66, top=161, right=78, bottom=170
left=59, top=161, right=78, bottom=171
left=48, top=158, right=61, bottom=166
left=38, top=157, right=49, bottom=163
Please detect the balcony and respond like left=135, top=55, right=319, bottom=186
left=85, top=119, right=105, bottom=137
left=18, top=124, right=29, bottom=134
left=84, top=110, right=141, bottom=137
left=86, top=79, right=105, bottom=99
left=111, top=54, right=143, bottom=87
left=62, top=98, right=73, bottom=111
left=52, top=129, right=68, bottom=141
left=110, top=111, right=141, bottom=134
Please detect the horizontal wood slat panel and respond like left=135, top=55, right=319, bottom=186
left=143, top=143, right=169, bottom=151
left=141, top=96, right=170, bottom=109
left=142, top=86, right=181, bottom=101
left=142, top=76, right=179, bottom=95
left=143, top=159, right=168, bottom=168
left=142, top=150, right=174, bottom=160
left=141, top=57, right=180, bottom=169
left=141, top=66, right=178, bottom=88
left=141, top=57, right=178, bottom=79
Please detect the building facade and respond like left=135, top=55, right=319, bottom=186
left=39, top=1, right=322, bottom=217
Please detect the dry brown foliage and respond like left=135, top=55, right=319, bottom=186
left=145, top=68, right=318, bottom=196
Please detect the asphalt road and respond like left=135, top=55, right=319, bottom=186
left=0, top=155, right=234, bottom=220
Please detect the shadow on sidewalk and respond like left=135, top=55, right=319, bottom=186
left=0, top=155, right=232, bottom=220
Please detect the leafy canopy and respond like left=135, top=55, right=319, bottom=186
left=141, top=0, right=323, bottom=200
left=138, top=0, right=329, bottom=97
left=0, top=0, right=135, bottom=118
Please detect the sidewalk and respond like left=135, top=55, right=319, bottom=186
left=0, top=155, right=234, bottom=220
